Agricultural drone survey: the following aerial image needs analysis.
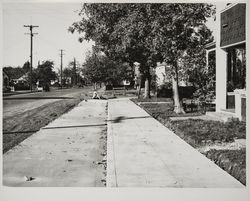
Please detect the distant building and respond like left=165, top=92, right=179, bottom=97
left=2, top=70, right=10, bottom=89
left=155, top=62, right=168, bottom=86
left=155, top=62, right=189, bottom=87
left=12, top=73, right=29, bottom=85
left=133, top=62, right=141, bottom=88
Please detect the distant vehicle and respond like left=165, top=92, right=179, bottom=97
left=123, top=80, right=130, bottom=86
left=36, top=80, right=50, bottom=92
left=37, top=86, right=43, bottom=92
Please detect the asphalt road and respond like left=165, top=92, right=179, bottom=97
left=3, top=87, right=93, bottom=119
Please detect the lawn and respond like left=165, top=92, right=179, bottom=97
left=131, top=101, right=203, bottom=119
left=131, top=97, right=173, bottom=103
left=133, top=98, right=246, bottom=185
left=169, top=119, right=246, bottom=147
left=205, top=149, right=246, bottom=185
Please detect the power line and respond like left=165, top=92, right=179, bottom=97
left=24, top=24, right=39, bottom=92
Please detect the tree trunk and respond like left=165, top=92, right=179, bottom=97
left=137, top=80, right=142, bottom=98
left=172, top=66, right=185, bottom=114
left=144, top=77, right=150, bottom=99
left=144, top=68, right=151, bottom=99
left=94, top=82, right=97, bottom=90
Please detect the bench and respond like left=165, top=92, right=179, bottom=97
left=183, top=99, right=215, bottom=113
left=183, top=99, right=199, bottom=112
left=112, top=86, right=126, bottom=96
left=37, top=87, right=43, bottom=92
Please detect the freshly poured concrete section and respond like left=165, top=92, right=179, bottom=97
left=3, top=98, right=244, bottom=187
left=107, top=98, right=244, bottom=187
left=3, top=100, right=107, bottom=187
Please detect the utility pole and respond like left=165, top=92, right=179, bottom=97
left=59, top=49, right=65, bottom=89
left=24, top=24, right=39, bottom=92
left=73, top=57, right=77, bottom=86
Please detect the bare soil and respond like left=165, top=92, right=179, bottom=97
left=3, top=98, right=82, bottom=153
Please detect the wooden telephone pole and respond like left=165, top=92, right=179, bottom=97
left=24, top=25, right=39, bottom=92
left=73, top=57, right=77, bottom=86
left=59, top=49, right=65, bottom=89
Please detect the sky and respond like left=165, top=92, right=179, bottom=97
left=2, top=2, right=217, bottom=72
left=2, top=2, right=94, bottom=72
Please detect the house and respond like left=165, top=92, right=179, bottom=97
left=133, top=62, right=141, bottom=89
left=155, top=62, right=191, bottom=88
left=155, top=62, right=168, bottom=87
left=12, top=73, right=29, bottom=85
left=206, top=3, right=246, bottom=121
left=2, top=70, right=10, bottom=90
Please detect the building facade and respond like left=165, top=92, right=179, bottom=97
left=215, top=3, right=246, bottom=121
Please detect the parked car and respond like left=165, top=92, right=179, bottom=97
left=36, top=86, right=43, bottom=92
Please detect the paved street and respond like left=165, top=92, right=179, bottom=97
left=3, top=97, right=244, bottom=187
left=3, top=88, right=91, bottom=119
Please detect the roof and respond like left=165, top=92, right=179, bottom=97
left=204, top=41, right=216, bottom=50
left=3, top=70, right=9, bottom=78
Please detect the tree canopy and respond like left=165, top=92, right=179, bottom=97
left=69, top=3, right=213, bottom=65
left=69, top=3, right=215, bottom=111
left=82, top=47, right=133, bottom=87
left=35, top=60, right=57, bottom=86
left=22, top=61, right=30, bottom=73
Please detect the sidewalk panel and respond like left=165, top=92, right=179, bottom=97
left=107, top=98, right=244, bottom=187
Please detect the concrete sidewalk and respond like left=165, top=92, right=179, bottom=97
left=107, top=98, right=244, bottom=187
left=3, top=100, right=107, bottom=187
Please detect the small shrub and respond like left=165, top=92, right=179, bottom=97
left=14, top=82, right=30, bottom=90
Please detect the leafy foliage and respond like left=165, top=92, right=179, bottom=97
left=185, top=48, right=216, bottom=101
left=35, top=60, right=57, bottom=87
left=82, top=47, right=133, bottom=86
left=69, top=3, right=215, bottom=103
left=22, top=61, right=30, bottom=73
left=64, top=59, right=82, bottom=86
left=70, top=4, right=156, bottom=66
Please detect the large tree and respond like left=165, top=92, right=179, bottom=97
left=22, top=61, right=30, bottom=73
left=36, top=60, right=57, bottom=90
left=149, top=4, right=214, bottom=113
left=67, top=58, right=81, bottom=86
left=69, top=3, right=214, bottom=112
left=187, top=48, right=216, bottom=102
left=82, top=48, right=106, bottom=89
left=82, top=47, right=132, bottom=89
left=69, top=4, right=160, bottom=98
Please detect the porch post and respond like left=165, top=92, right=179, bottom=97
left=215, top=4, right=228, bottom=112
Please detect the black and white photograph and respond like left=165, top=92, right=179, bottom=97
left=0, top=0, right=249, bottom=200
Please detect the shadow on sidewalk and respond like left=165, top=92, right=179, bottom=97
left=43, top=123, right=107, bottom=130
left=109, top=115, right=152, bottom=123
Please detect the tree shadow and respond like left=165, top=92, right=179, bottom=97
left=110, top=115, right=151, bottom=123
